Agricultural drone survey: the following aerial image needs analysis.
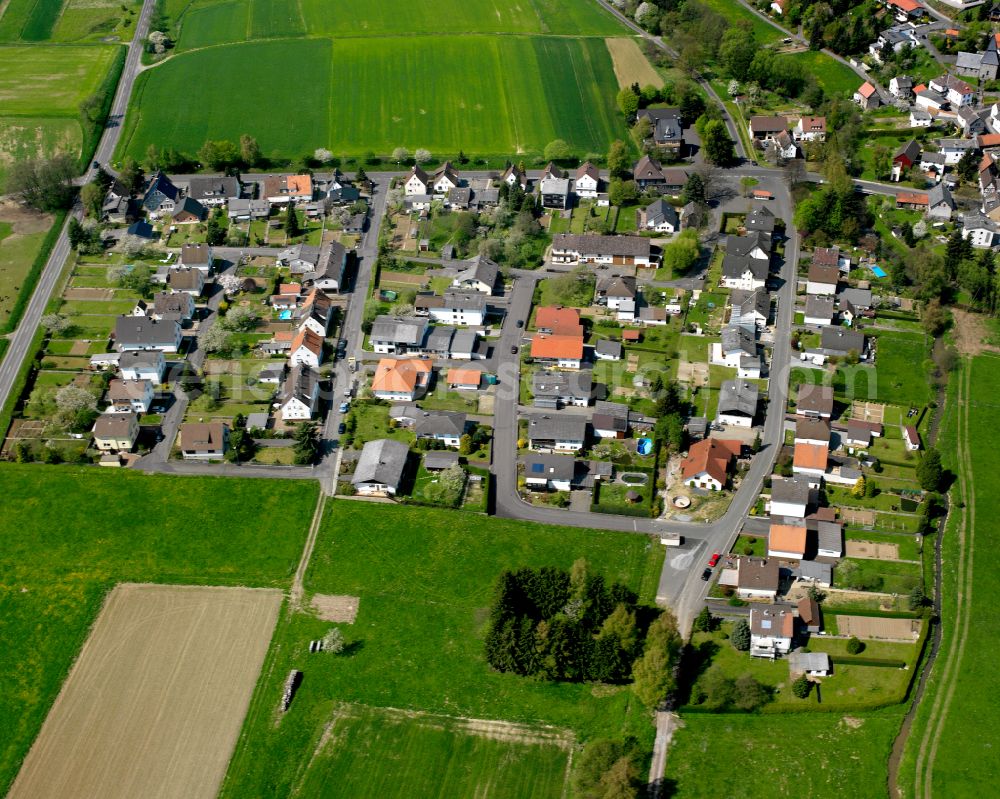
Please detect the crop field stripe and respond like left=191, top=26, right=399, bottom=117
left=8, top=584, right=282, bottom=799
left=20, top=0, right=63, bottom=40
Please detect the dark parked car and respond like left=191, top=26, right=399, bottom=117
left=700, top=567, right=713, bottom=581
left=338, top=422, right=346, bottom=434
left=510, top=345, right=518, bottom=354
left=516, top=319, right=524, bottom=328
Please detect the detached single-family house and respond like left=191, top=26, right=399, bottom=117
left=550, top=234, right=657, bottom=268
left=632, top=155, right=666, bottom=190
left=927, top=183, right=955, bottom=220
left=796, top=384, right=834, bottom=418
left=789, top=651, right=831, bottom=676
left=793, top=116, right=827, bottom=142
left=716, top=324, right=756, bottom=369
left=419, top=291, right=486, bottom=326
left=114, top=317, right=181, bottom=353
left=530, top=334, right=584, bottom=370
left=594, top=339, right=623, bottom=361
left=277, top=243, right=322, bottom=274
left=119, top=350, right=165, bottom=383
left=910, top=108, right=932, bottom=128
left=167, top=267, right=205, bottom=297
left=352, top=438, right=409, bottom=496
left=745, top=206, right=776, bottom=234
left=768, top=523, right=808, bottom=559
left=905, top=425, right=921, bottom=451
left=962, top=211, right=1000, bottom=247
left=636, top=108, right=684, bottom=155
left=151, top=291, right=195, bottom=322
left=637, top=198, right=679, bottom=233
left=172, top=197, right=207, bottom=224
left=262, top=174, right=312, bottom=204
left=303, top=241, right=348, bottom=293
left=451, top=255, right=500, bottom=294
left=501, top=163, right=528, bottom=190
left=793, top=442, right=829, bottom=478
left=92, top=411, right=139, bottom=452
left=854, top=81, right=881, bottom=110
left=595, top=275, right=637, bottom=310
left=526, top=414, right=587, bottom=452
left=532, top=369, right=592, bottom=408
left=717, top=380, right=758, bottom=427
left=290, top=328, right=324, bottom=368
left=890, top=75, right=913, bottom=100
left=414, top=411, right=467, bottom=448
left=446, top=368, right=481, bottom=391
left=804, top=295, right=835, bottom=326
left=106, top=379, right=154, bottom=414
left=102, top=179, right=137, bottom=223
left=750, top=605, right=795, bottom=658
left=521, top=453, right=575, bottom=492
left=186, top=176, right=240, bottom=207
left=432, top=162, right=460, bottom=195
left=535, top=305, right=583, bottom=336
left=770, top=475, right=812, bottom=518
left=404, top=165, right=430, bottom=196
left=574, top=162, right=601, bottom=198
left=280, top=365, right=320, bottom=421
left=680, top=437, right=741, bottom=490
left=370, top=315, right=429, bottom=355
left=179, top=421, right=228, bottom=459
left=821, top=326, right=865, bottom=358
left=730, top=289, right=769, bottom=330
left=737, top=557, right=780, bottom=601
left=748, top=116, right=788, bottom=141
left=806, top=263, right=839, bottom=295
left=540, top=176, right=571, bottom=209
left=929, top=73, right=975, bottom=107
left=142, top=171, right=179, bottom=218
left=721, top=254, right=768, bottom=291
left=371, top=358, right=433, bottom=401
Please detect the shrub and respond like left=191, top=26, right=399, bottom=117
left=792, top=674, right=812, bottom=699
left=846, top=636, right=865, bottom=655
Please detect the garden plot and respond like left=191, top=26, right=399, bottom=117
left=835, top=615, right=921, bottom=642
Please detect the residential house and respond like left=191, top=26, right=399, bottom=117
left=722, top=252, right=768, bottom=291
left=716, top=324, right=756, bottom=369
left=451, top=255, right=500, bottom=294
left=290, top=328, right=324, bottom=368
left=793, top=442, right=829, bottom=478
left=729, top=289, right=769, bottom=329
left=550, top=234, right=657, bottom=268
left=904, top=425, right=921, bottom=450
left=717, top=380, right=758, bottom=427
left=729, top=231, right=771, bottom=261
left=737, top=557, right=780, bottom=601
left=636, top=108, right=684, bottom=155
left=640, top=306, right=670, bottom=325
left=102, top=179, right=137, bottom=223
left=414, top=411, right=467, bottom=448
left=180, top=243, right=213, bottom=272
left=914, top=87, right=947, bottom=112
left=277, top=243, right=322, bottom=274
left=938, top=138, right=977, bottom=164
left=574, top=162, right=601, bottom=198
left=446, top=368, right=481, bottom=390
left=262, top=174, right=312, bottom=204
left=227, top=198, right=269, bottom=220
left=795, top=417, right=831, bottom=447
left=540, top=176, right=571, bottom=208
left=927, top=183, right=955, bottom=219
left=770, top=475, right=812, bottom=518
left=522, top=453, right=575, bottom=491
left=909, top=108, right=932, bottom=128
left=424, top=451, right=459, bottom=471
left=370, top=315, right=429, bottom=355
left=929, top=74, right=975, bottom=107
left=119, top=351, right=165, bottom=383
left=591, top=411, right=628, bottom=439
left=885, top=0, right=924, bottom=22
left=816, top=521, right=844, bottom=558
left=769, top=523, right=808, bottom=559
left=106, top=379, right=153, bottom=414
left=141, top=171, right=179, bottom=218
left=446, top=187, right=471, bottom=210
left=919, top=150, right=947, bottom=182
left=769, top=130, right=798, bottom=160
left=371, top=358, right=433, bottom=401
left=821, top=326, right=865, bottom=358
left=151, top=291, right=194, bottom=322
left=957, top=105, right=986, bottom=137
left=166, top=266, right=205, bottom=295
left=854, top=81, right=881, bottom=110
left=661, top=168, right=688, bottom=194
left=889, top=75, right=913, bottom=99
left=404, top=165, right=430, bottom=196
left=417, top=291, right=486, bottom=326
left=432, top=162, right=460, bottom=195
left=807, top=262, right=839, bottom=295
left=896, top=190, right=929, bottom=212
left=595, top=275, right=637, bottom=310
left=750, top=605, right=795, bottom=658
left=535, top=305, right=583, bottom=336
left=962, top=211, right=1000, bottom=247
left=530, top=334, right=584, bottom=369
left=804, top=295, right=835, bottom=326
left=637, top=198, right=679, bottom=233
left=845, top=419, right=880, bottom=447
left=796, top=384, right=833, bottom=418
left=352, top=438, right=409, bottom=496
left=501, top=163, right=527, bottom=190
left=789, top=651, right=830, bottom=676
left=532, top=369, right=592, bottom=408
left=303, top=241, right=348, bottom=292
left=892, top=139, right=921, bottom=180
left=680, top=437, right=741, bottom=490
left=870, top=23, right=920, bottom=60
left=632, top=155, right=666, bottom=190
left=748, top=116, right=788, bottom=141
left=793, top=116, right=827, bottom=142
left=594, top=339, right=623, bottom=361
left=526, top=414, right=587, bottom=452
left=280, top=365, right=320, bottom=421
left=114, top=317, right=181, bottom=353
left=186, top=176, right=240, bottom=207
left=172, top=196, right=206, bottom=224
left=179, top=422, right=228, bottom=459
left=92, top=411, right=139, bottom=452
left=745, top=206, right=776, bottom=234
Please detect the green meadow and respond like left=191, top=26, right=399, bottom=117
left=0, top=45, right=119, bottom=116
left=0, top=0, right=139, bottom=41
left=220, top=502, right=664, bottom=797
left=120, top=34, right=623, bottom=161
left=0, top=466, right=319, bottom=796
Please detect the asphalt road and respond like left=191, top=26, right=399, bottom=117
left=0, top=0, right=155, bottom=418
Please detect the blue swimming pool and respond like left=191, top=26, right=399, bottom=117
left=279, top=310, right=292, bottom=320
left=871, top=265, right=887, bottom=278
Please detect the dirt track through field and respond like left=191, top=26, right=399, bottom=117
left=8, top=584, right=281, bottom=799
left=914, top=362, right=975, bottom=798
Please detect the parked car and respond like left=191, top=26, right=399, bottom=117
left=510, top=345, right=518, bottom=354
left=700, top=567, right=712, bottom=581
left=338, top=422, right=346, bottom=434
left=516, top=319, right=524, bottom=328
left=708, top=552, right=721, bottom=568
left=338, top=401, right=349, bottom=413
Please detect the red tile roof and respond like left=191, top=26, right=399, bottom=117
left=530, top=333, right=583, bottom=360
left=680, top=438, right=741, bottom=484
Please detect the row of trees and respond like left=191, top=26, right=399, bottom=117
left=484, top=561, right=682, bottom=707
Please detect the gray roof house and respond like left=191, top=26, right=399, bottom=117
left=424, top=450, right=460, bottom=471
left=745, top=205, right=776, bottom=233
left=113, top=316, right=181, bottom=353
left=804, top=295, right=835, bottom=325
left=594, top=339, right=623, bottom=361
left=532, top=369, right=593, bottom=408
left=927, top=182, right=955, bottom=220
left=351, top=438, right=410, bottom=495
left=370, top=315, right=429, bottom=354
left=717, top=379, right=759, bottom=425
left=521, top=453, right=576, bottom=490
left=821, top=326, right=865, bottom=356
left=413, top=411, right=467, bottom=443
left=278, top=243, right=322, bottom=273
left=186, top=176, right=241, bottom=206
left=638, top=198, right=679, bottom=232
left=721, top=324, right=755, bottom=358
left=526, top=414, right=588, bottom=451
left=451, top=255, right=500, bottom=294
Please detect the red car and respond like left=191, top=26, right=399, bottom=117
left=708, top=552, right=721, bottom=568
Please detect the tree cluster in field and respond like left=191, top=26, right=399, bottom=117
left=484, top=561, right=682, bottom=707
left=574, top=738, right=645, bottom=799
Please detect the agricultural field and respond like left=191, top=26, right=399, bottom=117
left=220, top=502, right=665, bottom=797
left=0, top=117, right=82, bottom=190
left=0, top=0, right=138, bottom=41
left=0, top=203, right=54, bottom=328
left=664, top=709, right=905, bottom=798
left=9, top=584, right=281, bottom=799
left=900, top=355, right=1000, bottom=797
left=120, top=34, right=623, bottom=161
left=606, top=36, right=664, bottom=89
left=0, top=466, right=319, bottom=796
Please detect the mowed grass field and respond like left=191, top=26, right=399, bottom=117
left=0, top=0, right=138, bottom=41
left=0, top=207, right=53, bottom=325
left=833, top=330, right=932, bottom=406
left=0, top=45, right=118, bottom=114
left=0, top=117, right=81, bottom=190
left=9, top=584, right=282, bottom=799
left=120, top=35, right=623, bottom=160
left=292, top=705, right=572, bottom=798
left=219, top=502, right=665, bottom=797
left=900, top=355, right=1000, bottom=796
left=664, top=710, right=905, bottom=797
left=0, top=466, right=319, bottom=796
